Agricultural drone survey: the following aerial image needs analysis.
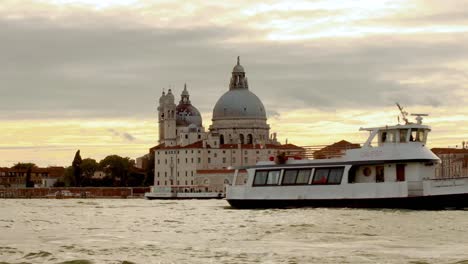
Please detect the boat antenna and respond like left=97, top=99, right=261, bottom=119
left=396, top=103, right=409, bottom=124
left=410, top=113, right=428, bottom=125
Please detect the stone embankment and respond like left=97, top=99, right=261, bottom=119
left=0, top=187, right=150, bottom=199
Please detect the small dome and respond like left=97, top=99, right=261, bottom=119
left=212, top=89, right=266, bottom=120
left=159, top=92, right=166, bottom=104
left=176, top=103, right=202, bottom=127
left=233, top=64, right=245, bottom=73
left=232, top=56, right=245, bottom=73
left=165, top=89, right=175, bottom=103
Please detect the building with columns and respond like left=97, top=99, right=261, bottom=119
left=150, top=57, right=303, bottom=192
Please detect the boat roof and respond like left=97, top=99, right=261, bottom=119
left=360, top=123, right=430, bottom=132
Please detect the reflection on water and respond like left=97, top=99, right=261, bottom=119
left=1, top=199, right=468, bottom=263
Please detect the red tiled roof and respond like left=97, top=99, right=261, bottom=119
left=431, top=148, right=468, bottom=155
left=218, top=143, right=303, bottom=150
left=150, top=141, right=205, bottom=150
left=151, top=141, right=304, bottom=151
left=313, top=140, right=360, bottom=159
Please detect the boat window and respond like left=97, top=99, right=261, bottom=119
left=328, top=168, right=344, bottom=184
left=312, top=168, right=329, bottom=184
left=410, top=129, right=426, bottom=142
left=399, top=129, right=408, bottom=143
left=266, top=170, right=281, bottom=185
left=281, top=169, right=311, bottom=185
left=282, top=170, right=298, bottom=185
left=387, top=131, right=395, bottom=143
left=381, top=131, right=387, bottom=143
left=253, top=171, right=268, bottom=186
left=312, top=167, right=344, bottom=185
left=253, top=170, right=281, bottom=186
left=296, top=169, right=311, bottom=184
left=418, top=130, right=426, bottom=142
left=376, top=166, right=384, bottom=182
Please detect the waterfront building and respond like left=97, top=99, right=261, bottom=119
left=432, top=146, right=468, bottom=178
left=0, top=166, right=65, bottom=188
left=312, top=140, right=361, bottom=159
left=150, top=58, right=303, bottom=192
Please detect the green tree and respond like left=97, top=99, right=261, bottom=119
left=72, top=150, right=82, bottom=187
left=12, top=162, right=37, bottom=170
left=12, top=162, right=37, bottom=188
left=99, top=155, right=133, bottom=187
left=62, top=166, right=75, bottom=187
left=143, top=152, right=155, bottom=186
left=80, top=158, right=99, bottom=185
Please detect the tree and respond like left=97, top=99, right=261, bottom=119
left=144, top=151, right=155, bottom=186
left=12, top=162, right=37, bottom=170
left=80, top=158, right=99, bottom=186
left=12, top=162, right=37, bottom=188
left=99, top=155, right=133, bottom=186
left=72, top=150, right=82, bottom=187
left=62, top=166, right=75, bottom=187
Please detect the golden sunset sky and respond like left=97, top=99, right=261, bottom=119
left=1, top=0, right=467, bottom=167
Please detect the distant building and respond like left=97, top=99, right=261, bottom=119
left=92, top=170, right=106, bottom=180
left=135, top=154, right=149, bottom=170
left=312, top=140, right=361, bottom=159
left=0, top=166, right=65, bottom=188
left=432, top=147, right=468, bottom=178
left=150, top=57, right=304, bottom=192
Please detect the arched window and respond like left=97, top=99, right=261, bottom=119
left=220, top=135, right=225, bottom=145
left=247, top=134, right=253, bottom=144
left=239, top=134, right=245, bottom=144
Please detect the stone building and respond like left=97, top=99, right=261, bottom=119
left=0, top=166, right=65, bottom=188
left=432, top=147, right=468, bottom=178
left=150, top=57, right=303, bottom=192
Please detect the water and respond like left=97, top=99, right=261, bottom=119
left=1, top=199, right=468, bottom=264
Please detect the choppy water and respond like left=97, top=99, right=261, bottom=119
left=1, top=199, right=468, bottom=264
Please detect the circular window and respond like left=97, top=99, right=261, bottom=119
left=363, top=167, right=372, bottom=177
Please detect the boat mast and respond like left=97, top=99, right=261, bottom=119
left=396, top=102, right=409, bottom=125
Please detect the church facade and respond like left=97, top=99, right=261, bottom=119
left=151, top=57, right=303, bottom=192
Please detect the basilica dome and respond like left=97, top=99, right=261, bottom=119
left=212, top=57, right=267, bottom=121
left=176, top=84, right=202, bottom=127
left=176, top=104, right=202, bottom=127
left=212, top=89, right=266, bottom=120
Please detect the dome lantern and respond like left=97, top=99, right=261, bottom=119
left=180, top=83, right=191, bottom=104
left=166, top=88, right=175, bottom=104
left=229, top=56, right=249, bottom=90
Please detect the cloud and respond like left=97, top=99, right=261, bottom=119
left=122, top=132, right=136, bottom=141
left=0, top=9, right=467, bottom=121
left=108, top=128, right=120, bottom=136
left=107, top=128, right=136, bottom=141
left=0, top=0, right=467, bottom=166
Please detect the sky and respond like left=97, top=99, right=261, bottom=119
left=0, top=0, right=467, bottom=167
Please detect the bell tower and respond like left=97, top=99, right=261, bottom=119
left=163, top=89, right=177, bottom=146
left=157, top=88, right=177, bottom=146
left=157, top=90, right=166, bottom=143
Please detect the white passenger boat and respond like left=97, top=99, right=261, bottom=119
left=226, top=107, right=468, bottom=209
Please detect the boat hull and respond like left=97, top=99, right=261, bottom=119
left=227, top=193, right=468, bottom=210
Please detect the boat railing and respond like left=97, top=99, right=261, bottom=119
left=435, top=163, right=468, bottom=179
left=152, top=185, right=218, bottom=193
